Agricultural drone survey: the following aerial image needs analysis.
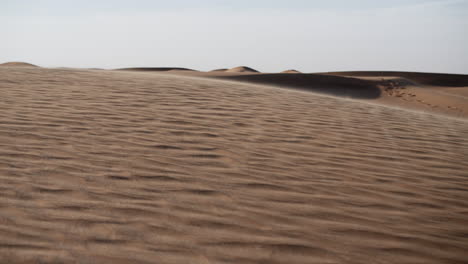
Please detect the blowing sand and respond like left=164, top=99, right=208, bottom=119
left=161, top=69, right=468, bottom=118
left=1, top=66, right=468, bottom=263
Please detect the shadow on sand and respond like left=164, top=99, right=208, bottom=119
left=323, top=71, right=468, bottom=87
left=217, top=73, right=382, bottom=99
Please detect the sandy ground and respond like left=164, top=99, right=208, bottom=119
left=1, top=66, right=468, bottom=263
left=164, top=70, right=468, bottom=118
left=321, top=72, right=468, bottom=118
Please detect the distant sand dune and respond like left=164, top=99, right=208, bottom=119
left=1, top=67, right=467, bottom=263
left=226, top=66, right=259, bottom=73
left=282, top=69, right=301, bottom=74
left=0, top=61, right=38, bottom=67
left=116, top=67, right=195, bottom=72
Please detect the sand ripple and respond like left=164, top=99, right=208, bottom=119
left=0, top=68, right=467, bottom=263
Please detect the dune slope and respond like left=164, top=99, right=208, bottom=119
left=282, top=69, right=301, bottom=74
left=167, top=70, right=468, bottom=117
left=215, top=73, right=381, bottom=99
left=0, top=62, right=38, bottom=67
left=324, top=71, right=468, bottom=87
left=117, top=67, right=195, bottom=72
left=226, top=66, right=259, bottom=73
left=0, top=68, right=468, bottom=264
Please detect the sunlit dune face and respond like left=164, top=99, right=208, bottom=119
left=0, top=67, right=467, bottom=263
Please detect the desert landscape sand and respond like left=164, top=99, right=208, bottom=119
left=162, top=68, right=468, bottom=118
left=1, top=65, right=468, bottom=263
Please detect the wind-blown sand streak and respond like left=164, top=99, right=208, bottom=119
left=160, top=69, right=468, bottom=117
left=0, top=67, right=467, bottom=263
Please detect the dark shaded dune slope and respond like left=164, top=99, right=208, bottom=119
left=324, top=71, right=468, bottom=87
left=216, top=73, right=381, bottom=99
left=210, top=68, right=228, bottom=72
left=116, top=67, right=196, bottom=72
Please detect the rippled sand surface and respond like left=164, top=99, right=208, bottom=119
left=1, top=67, right=467, bottom=263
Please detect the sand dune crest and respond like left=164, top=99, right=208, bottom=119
left=324, top=71, right=468, bottom=87
left=226, top=66, right=259, bottom=73
left=0, top=61, right=38, bottom=67
left=116, top=67, right=195, bottom=72
left=282, top=69, right=301, bottom=73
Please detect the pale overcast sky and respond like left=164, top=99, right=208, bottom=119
left=1, top=0, right=467, bottom=73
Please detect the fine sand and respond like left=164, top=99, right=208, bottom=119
left=1, top=66, right=468, bottom=264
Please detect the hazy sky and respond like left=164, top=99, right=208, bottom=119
left=1, top=0, right=467, bottom=73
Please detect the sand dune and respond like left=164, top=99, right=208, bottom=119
left=164, top=69, right=468, bottom=117
left=1, top=67, right=467, bottom=263
left=117, top=67, right=195, bottom=72
left=210, top=68, right=228, bottom=72
left=324, top=71, right=468, bottom=87
left=282, top=69, right=301, bottom=74
left=214, top=73, right=381, bottom=99
left=0, top=61, right=38, bottom=67
left=226, top=66, right=259, bottom=73
left=318, top=72, right=468, bottom=117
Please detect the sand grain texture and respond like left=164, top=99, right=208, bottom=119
left=1, top=67, right=468, bottom=264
